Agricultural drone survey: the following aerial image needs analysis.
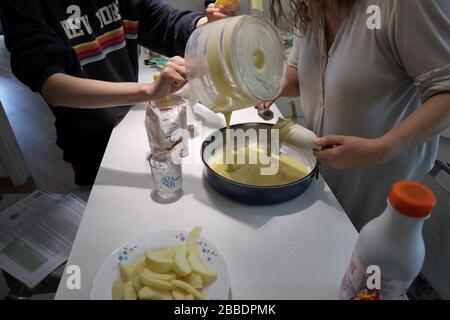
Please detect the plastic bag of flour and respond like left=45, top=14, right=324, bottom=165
left=146, top=95, right=188, bottom=156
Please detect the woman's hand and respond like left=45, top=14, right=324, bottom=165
left=206, top=2, right=240, bottom=22
left=149, top=56, right=187, bottom=101
left=255, top=101, right=274, bottom=110
left=197, top=2, right=240, bottom=27
left=313, top=136, right=394, bottom=170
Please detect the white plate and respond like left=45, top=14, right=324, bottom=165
left=91, top=230, right=230, bottom=300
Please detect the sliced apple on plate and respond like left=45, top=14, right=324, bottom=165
left=173, top=246, right=192, bottom=277
left=123, top=281, right=137, bottom=300
left=145, top=250, right=173, bottom=273
left=138, top=286, right=172, bottom=300
left=140, top=272, right=175, bottom=290
left=172, top=279, right=207, bottom=300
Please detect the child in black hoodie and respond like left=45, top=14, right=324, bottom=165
left=0, top=0, right=238, bottom=185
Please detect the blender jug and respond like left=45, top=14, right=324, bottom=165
left=185, top=15, right=287, bottom=114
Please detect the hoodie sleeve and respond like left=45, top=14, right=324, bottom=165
left=137, top=0, right=204, bottom=57
left=0, top=0, right=79, bottom=92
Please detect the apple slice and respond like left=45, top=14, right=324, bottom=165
left=172, top=279, right=207, bottom=300
left=142, top=268, right=176, bottom=281
left=172, top=289, right=185, bottom=300
left=173, top=246, right=192, bottom=277
left=138, top=287, right=173, bottom=300
left=111, top=280, right=124, bottom=300
left=119, top=257, right=145, bottom=283
left=145, top=250, right=173, bottom=273
left=164, top=245, right=184, bottom=259
left=185, top=273, right=203, bottom=289
left=131, top=264, right=142, bottom=292
left=187, top=227, right=202, bottom=258
left=140, top=272, right=174, bottom=290
left=123, top=281, right=137, bottom=300
left=187, top=255, right=218, bottom=286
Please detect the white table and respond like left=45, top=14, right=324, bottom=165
left=55, top=62, right=358, bottom=300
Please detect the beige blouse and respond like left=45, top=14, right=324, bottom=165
left=288, top=0, right=450, bottom=230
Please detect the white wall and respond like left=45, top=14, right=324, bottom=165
left=166, top=0, right=206, bottom=12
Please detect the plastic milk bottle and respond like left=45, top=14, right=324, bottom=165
left=340, top=181, right=437, bottom=300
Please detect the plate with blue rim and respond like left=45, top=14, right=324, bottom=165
left=91, top=230, right=230, bottom=300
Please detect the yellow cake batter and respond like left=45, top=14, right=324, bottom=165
left=208, top=146, right=310, bottom=187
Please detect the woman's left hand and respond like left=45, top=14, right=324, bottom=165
left=206, top=3, right=240, bottom=22
left=197, top=2, right=240, bottom=27
left=313, top=136, right=393, bottom=170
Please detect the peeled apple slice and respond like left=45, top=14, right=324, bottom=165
left=120, top=263, right=134, bottom=283
left=123, top=281, right=137, bottom=300
left=138, top=287, right=173, bottom=300
left=188, top=255, right=218, bottom=286
left=131, top=264, right=142, bottom=292
left=112, top=281, right=124, bottom=300
left=185, top=294, right=194, bottom=300
left=119, top=258, right=145, bottom=283
left=187, top=227, right=202, bottom=258
left=145, top=250, right=173, bottom=273
left=143, top=268, right=177, bottom=282
left=173, top=246, right=192, bottom=277
left=186, top=227, right=218, bottom=285
left=172, top=289, right=186, bottom=300
left=140, top=272, right=175, bottom=290
left=164, top=245, right=183, bottom=259
left=172, top=280, right=207, bottom=300
left=185, top=273, right=203, bottom=289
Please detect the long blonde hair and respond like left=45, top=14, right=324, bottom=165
left=270, top=0, right=357, bottom=35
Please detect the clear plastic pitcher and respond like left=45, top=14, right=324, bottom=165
left=185, top=15, right=287, bottom=114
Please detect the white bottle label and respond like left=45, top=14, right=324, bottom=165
left=339, top=254, right=411, bottom=300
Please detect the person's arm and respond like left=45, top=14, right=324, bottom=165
left=315, top=0, right=450, bottom=169
left=257, top=35, right=302, bottom=110
left=256, top=66, right=300, bottom=109
left=314, top=94, right=450, bottom=169
left=138, top=0, right=238, bottom=58
left=41, top=56, right=187, bottom=108
left=381, top=93, right=450, bottom=157
left=280, top=66, right=300, bottom=98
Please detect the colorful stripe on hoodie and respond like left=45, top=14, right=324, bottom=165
left=73, top=20, right=138, bottom=66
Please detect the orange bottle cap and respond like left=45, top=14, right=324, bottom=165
left=389, top=181, right=437, bottom=218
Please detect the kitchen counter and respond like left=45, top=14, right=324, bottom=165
left=55, top=59, right=358, bottom=300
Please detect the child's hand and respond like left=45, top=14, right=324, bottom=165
left=150, top=57, right=187, bottom=101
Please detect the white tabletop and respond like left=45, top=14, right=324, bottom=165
left=55, top=61, right=358, bottom=300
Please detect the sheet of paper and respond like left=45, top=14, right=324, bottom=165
left=0, top=190, right=85, bottom=288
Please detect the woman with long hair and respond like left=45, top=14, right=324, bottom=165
left=263, top=0, right=450, bottom=229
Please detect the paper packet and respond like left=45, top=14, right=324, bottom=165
left=145, top=95, right=188, bottom=156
